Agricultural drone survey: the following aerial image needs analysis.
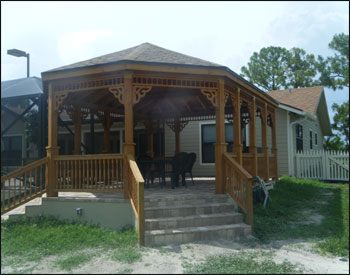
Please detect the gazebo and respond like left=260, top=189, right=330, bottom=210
left=2, top=43, right=279, bottom=244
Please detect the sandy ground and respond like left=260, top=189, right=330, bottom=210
left=2, top=238, right=349, bottom=274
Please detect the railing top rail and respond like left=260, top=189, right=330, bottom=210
left=54, top=153, right=124, bottom=161
left=1, top=157, right=49, bottom=182
left=127, top=154, right=144, bottom=184
left=223, top=152, right=253, bottom=180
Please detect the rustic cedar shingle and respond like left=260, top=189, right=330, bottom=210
left=267, top=86, right=324, bottom=115
left=44, top=42, right=224, bottom=73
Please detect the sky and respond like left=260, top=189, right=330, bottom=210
left=1, top=1, right=349, bottom=124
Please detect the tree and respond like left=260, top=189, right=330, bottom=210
left=241, top=46, right=288, bottom=91
left=318, top=33, right=349, bottom=90
left=285, top=47, right=319, bottom=88
left=331, top=101, right=349, bottom=150
left=323, top=135, right=346, bottom=151
left=241, top=47, right=319, bottom=91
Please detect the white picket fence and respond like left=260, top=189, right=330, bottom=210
left=295, top=150, right=349, bottom=181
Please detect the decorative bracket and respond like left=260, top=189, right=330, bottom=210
left=133, top=86, right=152, bottom=104
left=109, top=85, right=124, bottom=105
left=200, top=89, right=218, bottom=107
left=224, top=91, right=230, bottom=105
left=165, top=119, right=189, bottom=133
left=55, top=91, right=69, bottom=111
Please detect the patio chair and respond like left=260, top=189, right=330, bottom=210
left=137, top=155, right=154, bottom=187
left=170, top=152, right=189, bottom=189
left=253, top=176, right=273, bottom=208
left=184, top=152, right=196, bottom=185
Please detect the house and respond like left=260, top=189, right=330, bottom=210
left=1, top=77, right=46, bottom=173
left=267, top=86, right=332, bottom=176
left=2, top=43, right=280, bottom=245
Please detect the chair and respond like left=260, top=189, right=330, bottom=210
left=253, top=176, right=273, bottom=208
left=184, top=153, right=196, bottom=185
left=170, top=152, right=189, bottom=189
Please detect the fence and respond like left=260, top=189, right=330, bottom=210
left=295, top=150, right=349, bottom=181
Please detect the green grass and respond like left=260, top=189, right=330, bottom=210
left=1, top=216, right=138, bottom=263
left=183, top=251, right=303, bottom=274
left=253, top=176, right=349, bottom=258
left=53, top=252, right=94, bottom=271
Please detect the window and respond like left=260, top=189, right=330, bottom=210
left=201, top=123, right=245, bottom=163
left=310, top=130, right=313, bottom=149
left=84, top=130, right=121, bottom=154
left=296, top=124, right=303, bottom=152
left=315, top=133, right=318, bottom=146
left=1, top=136, right=22, bottom=166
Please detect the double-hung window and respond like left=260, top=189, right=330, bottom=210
left=296, top=124, right=303, bottom=152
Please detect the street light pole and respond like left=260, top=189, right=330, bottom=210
left=7, top=49, right=30, bottom=78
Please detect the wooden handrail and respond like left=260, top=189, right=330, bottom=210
left=1, top=157, right=49, bottom=181
left=1, top=157, right=48, bottom=215
left=224, top=152, right=253, bottom=180
left=54, top=153, right=124, bottom=160
left=223, top=152, right=254, bottom=228
left=126, top=154, right=145, bottom=245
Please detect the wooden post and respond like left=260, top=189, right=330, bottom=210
left=262, top=103, right=269, bottom=182
left=272, top=109, right=278, bottom=179
left=215, top=79, right=227, bottom=194
left=46, top=82, right=59, bottom=197
left=123, top=72, right=135, bottom=199
left=233, top=89, right=242, bottom=165
left=137, top=177, right=145, bottom=245
left=175, top=119, right=181, bottom=154
left=249, top=97, right=258, bottom=177
left=74, top=106, right=82, bottom=155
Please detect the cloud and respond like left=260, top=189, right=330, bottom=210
left=57, top=29, right=115, bottom=65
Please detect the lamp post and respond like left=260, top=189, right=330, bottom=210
left=7, top=49, right=30, bottom=78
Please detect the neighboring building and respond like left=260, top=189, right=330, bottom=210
left=1, top=77, right=46, bottom=172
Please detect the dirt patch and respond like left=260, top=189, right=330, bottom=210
left=2, top=239, right=348, bottom=274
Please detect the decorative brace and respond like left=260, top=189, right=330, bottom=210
left=54, top=91, right=69, bottom=111
left=165, top=120, right=189, bottom=133
left=109, top=85, right=124, bottom=105
left=133, top=86, right=152, bottom=104
left=200, top=88, right=218, bottom=107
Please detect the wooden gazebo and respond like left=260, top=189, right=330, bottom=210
left=2, top=43, right=279, bottom=244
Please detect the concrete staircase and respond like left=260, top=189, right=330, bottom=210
left=144, top=193, right=251, bottom=246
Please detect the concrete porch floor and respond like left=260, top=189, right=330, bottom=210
left=1, top=177, right=216, bottom=220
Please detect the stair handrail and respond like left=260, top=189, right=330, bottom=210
left=223, top=152, right=254, bottom=228
left=1, top=157, right=49, bottom=215
left=126, top=154, right=145, bottom=245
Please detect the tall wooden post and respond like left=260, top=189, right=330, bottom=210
left=46, top=82, right=59, bottom=197
left=249, top=97, right=258, bottom=177
left=73, top=106, right=82, bottom=155
left=233, top=89, right=242, bottom=165
left=272, top=109, right=278, bottom=179
left=262, top=103, right=269, bottom=182
left=215, top=79, right=227, bottom=194
left=123, top=72, right=135, bottom=199
left=174, top=119, right=181, bottom=154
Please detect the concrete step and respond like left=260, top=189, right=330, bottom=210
left=145, top=202, right=235, bottom=219
left=145, top=212, right=243, bottom=230
left=144, top=223, right=251, bottom=246
left=144, top=194, right=229, bottom=207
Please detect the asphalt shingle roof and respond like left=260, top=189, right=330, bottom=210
left=1, top=77, right=43, bottom=99
left=44, top=42, right=225, bottom=73
left=267, top=86, right=324, bottom=115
